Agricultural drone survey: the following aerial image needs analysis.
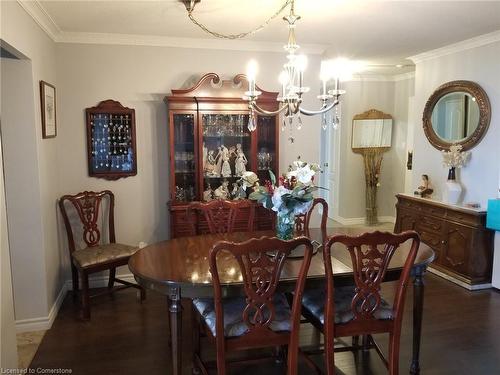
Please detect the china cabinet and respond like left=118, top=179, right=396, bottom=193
left=165, top=73, right=279, bottom=238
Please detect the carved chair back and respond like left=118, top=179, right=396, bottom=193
left=189, top=200, right=255, bottom=234
left=323, top=230, right=420, bottom=328
left=209, top=236, right=313, bottom=373
left=59, top=190, right=115, bottom=254
left=295, top=197, right=328, bottom=235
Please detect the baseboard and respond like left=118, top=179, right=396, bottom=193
left=15, top=273, right=137, bottom=332
left=332, top=215, right=396, bottom=226
left=427, top=267, right=492, bottom=290
left=15, top=282, right=68, bottom=333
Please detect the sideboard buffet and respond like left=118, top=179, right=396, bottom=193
left=394, top=193, right=494, bottom=289
left=165, top=73, right=279, bottom=238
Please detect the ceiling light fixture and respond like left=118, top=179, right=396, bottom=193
left=181, top=0, right=361, bottom=133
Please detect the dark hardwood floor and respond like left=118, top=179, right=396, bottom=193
left=30, top=273, right=500, bottom=374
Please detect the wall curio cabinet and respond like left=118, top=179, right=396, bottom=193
left=165, top=73, right=279, bottom=238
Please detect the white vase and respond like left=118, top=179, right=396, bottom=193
left=443, top=179, right=462, bottom=205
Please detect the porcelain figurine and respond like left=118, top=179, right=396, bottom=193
left=234, top=143, right=248, bottom=176
left=204, top=150, right=217, bottom=176
left=214, top=146, right=223, bottom=176
left=220, top=145, right=232, bottom=177
left=231, top=182, right=240, bottom=200
left=214, top=179, right=230, bottom=200
left=414, top=174, right=434, bottom=198
left=203, top=183, right=214, bottom=202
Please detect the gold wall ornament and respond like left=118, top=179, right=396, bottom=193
left=422, top=80, right=491, bottom=151
left=352, top=109, right=393, bottom=225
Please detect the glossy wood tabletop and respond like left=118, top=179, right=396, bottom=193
left=128, top=228, right=434, bottom=296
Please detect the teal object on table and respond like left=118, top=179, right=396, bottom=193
left=486, top=199, right=500, bottom=231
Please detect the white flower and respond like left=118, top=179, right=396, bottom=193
left=441, top=144, right=470, bottom=168
left=271, top=185, right=291, bottom=212
left=288, top=164, right=315, bottom=184
left=293, top=200, right=313, bottom=216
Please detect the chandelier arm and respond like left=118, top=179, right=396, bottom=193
left=298, top=100, right=340, bottom=116
left=186, top=0, right=293, bottom=40
left=250, top=102, right=288, bottom=116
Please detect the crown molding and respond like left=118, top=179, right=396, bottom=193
left=408, top=29, right=500, bottom=64
left=16, top=0, right=326, bottom=54
left=57, top=31, right=327, bottom=54
left=350, top=71, right=415, bottom=82
left=16, top=0, right=61, bottom=41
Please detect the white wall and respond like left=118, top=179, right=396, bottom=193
left=1, top=58, right=48, bottom=322
left=0, top=128, right=19, bottom=371
left=336, top=77, right=413, bottom=221
left=1, top=1, right=61, bottom=323
left=411, top=41, right=500, bottom=208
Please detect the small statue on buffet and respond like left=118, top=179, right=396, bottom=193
left=203, top=183, right=214, bottom=202
left=214, top=179, right=230, bottom=200
left=414, top=174, right=434, bottom=198
left=235, top=143, right=248, bottom=176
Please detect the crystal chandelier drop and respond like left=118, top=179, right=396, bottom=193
left=244, top=0, right=358, bottom=132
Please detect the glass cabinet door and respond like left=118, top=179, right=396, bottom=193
left=201, top=113, right=250, bottom=201
left=256, top=115, right=278, bottom=183
left=172, top=113, right=196, bottom=202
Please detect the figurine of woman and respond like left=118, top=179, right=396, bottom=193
left=204, top=150, right=217, bottom=176
left=214, top=180, right=230, bottom=200
left=214, top=146, right=223, bottom=177
left=235, top=143, right=248, bottom=176
left=203, top=183, right=214, bottom=202
left=414, top=174, right=434, bottom=198
left=220, top=145, right=232, bottom=177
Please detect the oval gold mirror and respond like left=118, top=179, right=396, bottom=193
left=422, top=80, right=490, bottom=151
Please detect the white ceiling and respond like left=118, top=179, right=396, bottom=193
left=37, top=0, right=500, bottom=69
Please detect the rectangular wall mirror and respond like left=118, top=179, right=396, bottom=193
left=352, top=118, right=393, bottom=148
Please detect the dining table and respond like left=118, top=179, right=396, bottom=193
left=128, top=227, right=435, bottom=375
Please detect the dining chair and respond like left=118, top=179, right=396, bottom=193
left=192, top=236, right=314, bottom=375
left=188, top=199, right=255, bottom=235
left=301, top=230, right=420, bottom=375
left=59, top=190, right=145, bottom=320
left=295, top=197, right=328, bottom=235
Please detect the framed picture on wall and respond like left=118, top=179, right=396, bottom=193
left=40, top=80, right=57, bottom=138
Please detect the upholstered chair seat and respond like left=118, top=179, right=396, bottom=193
left=193, top=293, right=292, bottom=337
left=72, top=243, right=139, bottom=268
left=302, top=286, right=394, bottom=326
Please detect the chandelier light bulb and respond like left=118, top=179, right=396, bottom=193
left=278, top=70, right=289, bottom=85
left=296, top=54, right=308, bottom=73
left=246, top=60, right=258, bottom=81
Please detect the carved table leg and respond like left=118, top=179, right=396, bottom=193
left=410, top=269, right=426, bottom=375
left=168, top=287, right=182, bottom=375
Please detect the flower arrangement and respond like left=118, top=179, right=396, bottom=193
left=442, top=144, right=470, bottom=169
left=240, top=160, right=321, bottom=239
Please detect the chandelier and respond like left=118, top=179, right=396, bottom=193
left=181, top=0, right=358, bottom=133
